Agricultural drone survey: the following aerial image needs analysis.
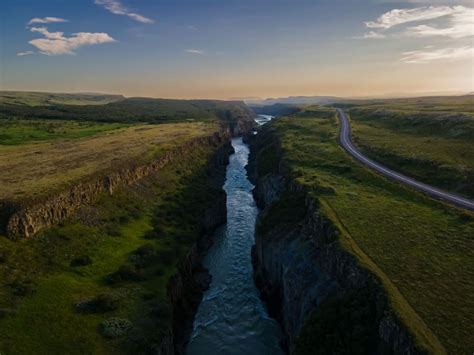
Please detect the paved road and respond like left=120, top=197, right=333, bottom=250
left=336, top=108, right=474, bottom=212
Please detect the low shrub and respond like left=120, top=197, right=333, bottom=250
left=99, top=317, right=132, bottom=338
left=143, top=227, right=164, bottom=239
left=75, top=293, right=120, bottom=313
left=104, top=264, right=146, bottom=284
left=70, top=255, right=92, bottom=267
left=128, top=243, right=156, bottom=268
left=9, top=280, right=35, bottom=297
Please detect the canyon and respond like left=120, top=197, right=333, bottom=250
left=246, top=127, right=435, bottom=354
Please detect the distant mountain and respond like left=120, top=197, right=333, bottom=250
left=245, top=96, right=342, bottom=106
left=229, top=96, right=263, bottom=101
left=244, top=92, right=473, bottom=106
left=367, top=90, right=469, bottom=99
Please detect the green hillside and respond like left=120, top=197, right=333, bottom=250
left=344, top=96, right=474, bottom=198
left=260, top=106, right=474, bottom=354
left=0, top=91, right=124, bottom=106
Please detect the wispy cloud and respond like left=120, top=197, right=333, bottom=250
left=28, top=17, right=68, bottom=25
left=376, top=0, right=474, bottom=4
left=28, top=26, right=115, bottom=55
left=361, top=5, right=474, bottom=65
left=30, top=26, right=64, bottom=39
left=95, top=0, right=154, bottom=24
left=185, top=49, right=204, bottom=55
left=401, top=46, right=474, bottom=63
left=365, top=6, right=461, bottom=29
left=406, top=6, right=474, bottom=38
left=16, top=51, right=35, bottom=56
left=355, top=31, right=386, bottom=39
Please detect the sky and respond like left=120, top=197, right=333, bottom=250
left=1, top=0, right=473, bottom=99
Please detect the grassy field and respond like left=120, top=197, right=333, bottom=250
left=344, top=97, right=474, bottom=198
left=0, top=91, right=124, bottom=106
left=265, top=106, right=474, bottom=354
left=0, top=119, right=127, bottom=145
left=0, top=121, right=216, bottom=203
left=0, top=136, right=223, bottom=354
left=337, top=95, right=474, bottom=114
left=0, top=91, right=251, bottom=353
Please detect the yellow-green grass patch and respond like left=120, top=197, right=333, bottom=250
left=0, top=121, right=217, bottom=203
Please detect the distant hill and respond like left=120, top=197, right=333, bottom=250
left=331, top=94, right=474, bottom=113
left=0, top=91, right=125, bottom=106
left=249, top=103, right=301, bottom=117
left=0, top=96, right=255, bottom=134
left=245, top=92, right=473, bottom=106
left=246, top=96, right=342, bottom=106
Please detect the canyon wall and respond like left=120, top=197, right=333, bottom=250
left=247, top=130, right=425, bottom=354
left=158, top=136, right=233, bottom=355
left=3, top=132, right=230, bottom=240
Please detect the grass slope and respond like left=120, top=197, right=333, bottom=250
left=0, top=138, right=223, bottom=354
left=268, top=106, right=474, bottom=354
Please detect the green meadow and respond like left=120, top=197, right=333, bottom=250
left=0, top=119, right=127, bottom=145
left=266, top=106, right=474, bottom=354
left=345, top=97, right=474, bottom=199
left=0, top=138, right=222, bottom=354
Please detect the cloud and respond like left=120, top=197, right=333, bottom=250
left=30, top=26, right=64, bottom=40
left=365, top=6, right=462, bottom=29
left=376, top=0, right=474, bottom=4
left=401, top=46, right=474, bottom=63
left=16, top=51, right=35, bottom=56
left=28, top=26, right=115, bottom=55
left=355, top=31, right=387, bottom=39
left=406, top=6, right=474, bottom=38
left=27, top=17, right=68, bottom=25
left=95, top=0, right=154, bottom=24
left=185, top=49, right=204, bottom=54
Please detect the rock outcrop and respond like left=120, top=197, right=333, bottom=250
left=248, top=129, right=425, bottom=354
left=157, top=138, right=233, bottom=355
left=3, top=132, right=230, bottom=240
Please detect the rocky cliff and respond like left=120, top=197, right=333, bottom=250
left=157, top=138, right=233, bottom=355
left=248, top=130, right=425, bottom=354
left=217, top=102, right=256, bottom=137
left=3, top=132, right=230, bottom=240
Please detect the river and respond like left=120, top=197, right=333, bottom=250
left=187, top=115, right=282, bottom=355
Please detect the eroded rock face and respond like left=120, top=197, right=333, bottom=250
left=252, top=173, right=285, bottom=210
left=157, top=140, right=232, bottom=355
left=249, top=130, right=421, bottom=354
left=4, top=132, right=230, bottom=240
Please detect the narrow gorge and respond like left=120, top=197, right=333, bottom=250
left=186, top=136, right=283, bottom=355
left=246, top=124, right=429, bottom=354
